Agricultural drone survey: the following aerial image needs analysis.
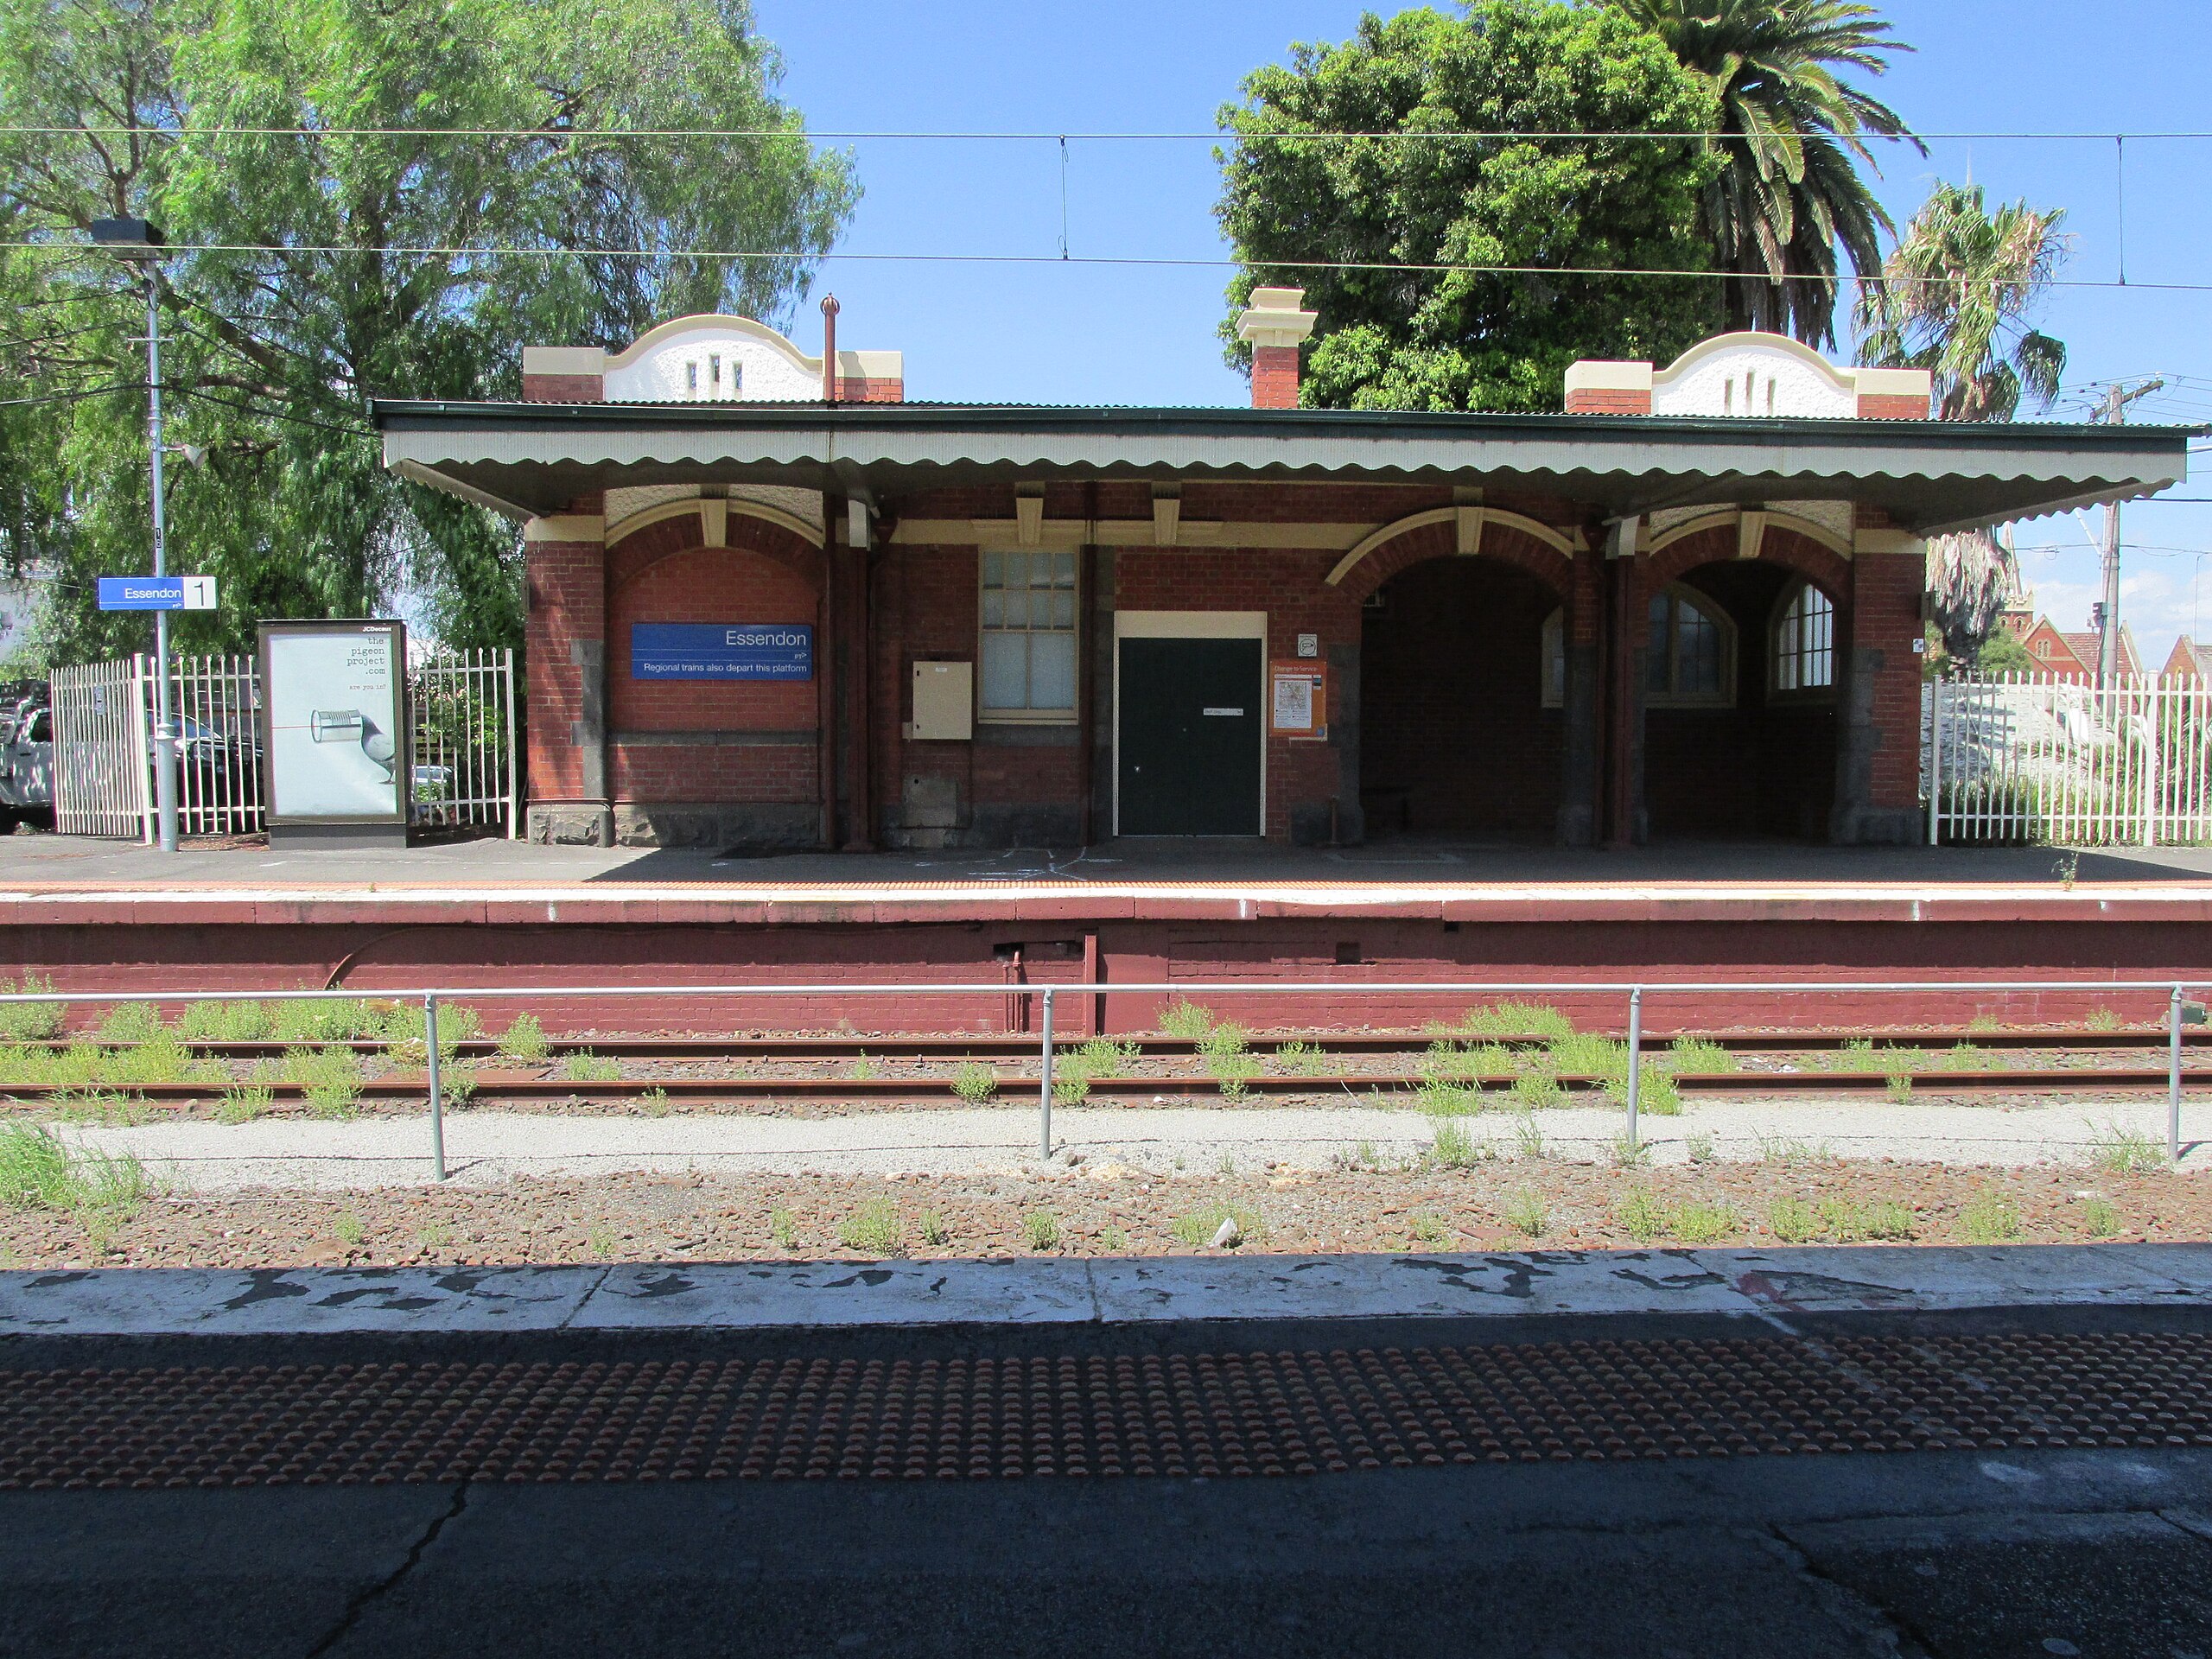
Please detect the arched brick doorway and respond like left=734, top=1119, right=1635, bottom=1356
left=1641, top=526, right=1848, bottom=842
left=1355, top=532, right=1571, bottom=842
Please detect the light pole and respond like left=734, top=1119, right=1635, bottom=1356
left=90, top=216, right=178, bottom=853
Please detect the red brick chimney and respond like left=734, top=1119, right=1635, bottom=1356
left=1235, top=287, right=1319, bottom=410
left=520, top=346, right=607, bottom=403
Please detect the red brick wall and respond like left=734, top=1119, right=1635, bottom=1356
left=594, top=512, right=827, bottom=809
left=607, top=544, right=820, bottom=734
left=1856, top=392, right=1929, bottom=419
left=609, top=743, right=818, bottom=803
left=835, top=377, right=904, bottom=404
left=1564, top=389, right=1652, bottom=414
left=1251, top=346, right=1300, bottom=410
left=1853, top=550, right=1926, bottom=810
left=522, top=373, right=603, bottom=403
left=524, top=531, right=606, bottom=801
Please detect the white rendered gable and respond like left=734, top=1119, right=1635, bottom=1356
left=1650, top=334, right=1858, bottom=419
left=602, top=318, right=822, bottom=404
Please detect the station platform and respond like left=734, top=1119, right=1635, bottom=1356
left=3, top=835, right=2210, bottom=1033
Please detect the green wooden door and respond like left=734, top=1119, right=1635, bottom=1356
left=1117, top=636, right=1262, bottom=835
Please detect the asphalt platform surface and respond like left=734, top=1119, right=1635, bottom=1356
left=10, top=1281, right=2212, bottom=1655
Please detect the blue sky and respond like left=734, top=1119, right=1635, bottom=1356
left=750, top=0, right=2212, bottom=666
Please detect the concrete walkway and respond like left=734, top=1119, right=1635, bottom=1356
left=5, top=828, right=2210, bottom=893
left=5, top=1243, right=2210, bottom=1336
left=54, top=1097, right=2199, bottom=1191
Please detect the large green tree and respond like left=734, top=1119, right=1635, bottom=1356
left=1609, top=0, right=1917, bottom=348
left=0, top=0, right=855, bottom=664
left=1216, top=1, right=1725, bottom=413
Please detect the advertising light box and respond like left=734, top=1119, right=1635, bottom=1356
left=258, top=621, right=409, bottom=826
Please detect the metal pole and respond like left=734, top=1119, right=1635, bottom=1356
left=504, top=646, right=519, bottom=839
left=425, top=992, right=447, bottom=1182
left=2171, top=984, right=2185, bottom=1166
left=1039, top=986, right=1056, bottom=1160
left=1926, top=681, right=1942, bottom=846
left=144, top=279, right=178, bottom=854
left=1624, top=986, right=1643, bottom=1150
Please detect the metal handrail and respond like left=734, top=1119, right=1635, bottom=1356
left=6, top=975, right=2202, bottom=1179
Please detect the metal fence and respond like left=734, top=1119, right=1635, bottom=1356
left=407, top=647, right=518, bottom=831
left=50, top=658, right=150, bottom=838
left=1924, top=673, right=2212, bottom=847
left=6, top=974, right=2202, bottom=1181
left=48, top=648, right=517, bottom=840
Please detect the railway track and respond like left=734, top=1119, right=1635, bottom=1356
left=3, top=1023, right=2204, bottom=1112
left=6, top=1062, right=2210, bottom=1111
left=22, top=1025, right=2212, bottom=1061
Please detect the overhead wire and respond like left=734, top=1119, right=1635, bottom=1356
left=9, top=124, right=2212, bottom=142
left=9, top=240, right=2212, bottom=292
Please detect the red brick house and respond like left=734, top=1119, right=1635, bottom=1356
left=375, top=298, right=2189, bottom=850
left=2163, top=637, right=2211, bottom=682
left=2016, top=613, right=2145, bottom=682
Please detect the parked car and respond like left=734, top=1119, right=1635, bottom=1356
left=147, top=715, right=261, bottom=820
left=0, top=692, right=54, bottom=831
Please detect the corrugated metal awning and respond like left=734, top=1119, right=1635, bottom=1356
left=372, top=398, right=2192, bottom=536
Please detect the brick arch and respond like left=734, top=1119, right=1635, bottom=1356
left=608, top=506, right=826, bottom=594
left=1336, top=518, right=1577, bottom=606
left=1643, top=523, right=1853, bottom=605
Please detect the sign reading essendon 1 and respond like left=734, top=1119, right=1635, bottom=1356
left=630, top=623, right=814, bottom=681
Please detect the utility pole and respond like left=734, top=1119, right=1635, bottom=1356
left=2094, top=378, right=2164, bottom=689
left=91, top=217, right=180, bottom=853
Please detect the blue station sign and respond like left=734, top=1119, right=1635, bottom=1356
left=98, top=575, right=218, bottom=612
left=630, top=622, right=813, bottom=681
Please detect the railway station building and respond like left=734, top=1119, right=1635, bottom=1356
left=376, top=295, right=2187, bottom=855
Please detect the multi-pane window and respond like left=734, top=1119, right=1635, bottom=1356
left=1645, top=585, right=1734, bottom=706
left=980, top=549, right=1078, bottom=718
left=1772, top=581, right=1835, bottom=693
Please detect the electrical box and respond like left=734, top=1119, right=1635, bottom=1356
left=908, top=660, right=974, bottom=741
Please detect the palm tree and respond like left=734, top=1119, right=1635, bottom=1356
left=1854, top=181, right=2069, bottom=421
left=1611, top=0, right=1919, bottom=348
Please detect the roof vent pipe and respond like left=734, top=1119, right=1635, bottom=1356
left=820, top=294, right=841, bottom=404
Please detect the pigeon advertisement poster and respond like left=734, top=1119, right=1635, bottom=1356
left=258, top=622, right=408, bottom=823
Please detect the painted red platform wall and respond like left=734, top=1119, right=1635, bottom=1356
left=3, top=910, right=2204, bottom=1036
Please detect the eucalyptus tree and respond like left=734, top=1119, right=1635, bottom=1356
left=0, top=0, right=856, bottom=662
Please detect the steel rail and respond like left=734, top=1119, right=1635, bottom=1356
left=2, top=976, right=2200, bottom=1175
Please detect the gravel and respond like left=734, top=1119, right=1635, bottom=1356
left=41, top=1099, right=2193, bottom=1192
left=0, top=1158, right=2196, bottom=1272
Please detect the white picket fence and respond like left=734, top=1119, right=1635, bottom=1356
left=1923, top=673, right=2212, bottom=846
left=51, top=649, right=517, bottom=841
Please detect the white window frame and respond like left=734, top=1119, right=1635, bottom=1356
left=1111, top=611, right=1268, bottom=837
left=1541, top=608, right=1566, bottom=709
left=977, top=547, right=1081, bottom=724
left=1645, top=582, right=1737, bottom=709
left=1770, top=578, right=1838, bottom=698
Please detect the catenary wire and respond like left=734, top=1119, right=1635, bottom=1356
left=8, top=124, right=2212, bottom=142
left=10, top=240, right=2212, bottom=291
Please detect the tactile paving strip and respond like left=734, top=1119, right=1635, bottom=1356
left=5, top=1331, right=2210, bottom=1489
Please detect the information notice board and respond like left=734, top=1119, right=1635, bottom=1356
left=1269, top=660, right=1328, bottom=740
